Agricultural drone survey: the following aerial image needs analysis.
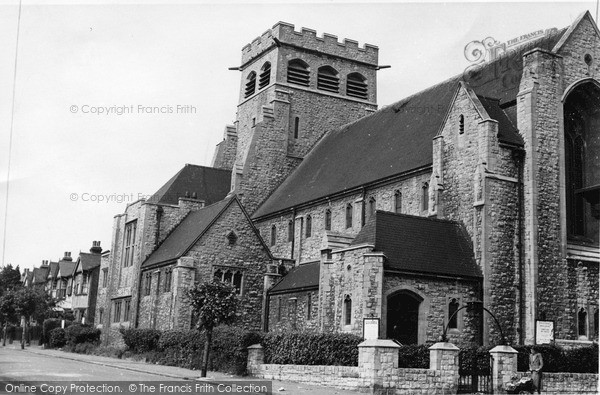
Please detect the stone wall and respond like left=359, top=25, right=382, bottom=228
left=514, top=371, right=598, bottom=394
left=267, top=289, right=319, bottom=332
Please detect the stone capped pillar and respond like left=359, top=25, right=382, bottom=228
left=358, top=339, right=400, bottom=393
left=429, top=342, right=460, bottom=393
left=489, top=345, right=518, bottom=394
left=246, top=344, right=264, bottom=375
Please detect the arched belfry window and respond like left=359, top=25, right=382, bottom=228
left=346, top=204, right=353, bottom=228
left=317, top=66, right=339, bottom=93
left=368, top=197, right=376, bottom=219
left=346, top=72, right=367, bottom=99
left=394, top=191, right=402, bottom=214
left=259, top=62, right=271, bottom=89
left=270, top=225, right=277, bottom=246
left=244, top=71, right=257, bottom=98
left=325, top=209, right=332, bottom=231
left=564, top=81, right=600, bottom=243
left=287, top=59, right=310, bottom=86
left=422, top=183, right=429, bottom=211
left=305, top=215, right=312, bottom=237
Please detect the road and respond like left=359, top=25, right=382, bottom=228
left=0, top=345, right=361, bottom=395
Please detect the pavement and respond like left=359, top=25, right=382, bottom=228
left=2, top=344, right=362, bottom=395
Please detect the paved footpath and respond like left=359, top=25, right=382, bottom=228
left=0, top=345, right=361, bottom=395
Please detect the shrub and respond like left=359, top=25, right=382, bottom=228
left=120, top=328, right=161, bottom=353
left=49, top=328, right=66, bottom=348
left=42, top=319, right=71, bottom=345
left=64, top=324, right=100, bottom=346
left=263, top=332, right=361, bottom=366
left=156, top=330, right=205, bottom=369
left=397, top=344, right=430, bottom=368
left=514, top=344, right=564, bottom=372
left=211, top=326, right=263, bottom=375
left=73, top=342, right=98, bottom=354
left=563, top=345, right=598, bottom=373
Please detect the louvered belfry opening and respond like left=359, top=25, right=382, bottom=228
left=245, top=71, right=257, bottom=98
left=346, top=72, right=368, bottom=99
left=259, top=62, right=271, bottom=89
left=287, top=59, right=310, bottom=86
left=317, top=66, right=339, bottom=93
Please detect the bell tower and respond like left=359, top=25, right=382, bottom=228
left=229, top=22, right=380, bottom=213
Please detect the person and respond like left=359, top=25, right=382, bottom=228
left=529, top=346, right=544, bottom=394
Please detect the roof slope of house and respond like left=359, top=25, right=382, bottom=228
left=47, top=261, right=59, bottom=280
left=352, top=211, right=482, bottom=278
left=252, top=27, right=566, bottom=218
left=77, top=253, right=101, bottom=271
left=269, top=261, right=320, bottom=294
left=147, top=164, right=232, bottom=206
left=141, top=198, right=233, bottom=268
left=57, top=261, right=76, bottom=278
left=33, top=266, right=49, bottom=284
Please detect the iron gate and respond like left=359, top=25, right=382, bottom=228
left=457, top=350, right=493, bottom=394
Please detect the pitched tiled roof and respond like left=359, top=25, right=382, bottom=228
left=269, top=261, right=320, bottom=294
left=48, top=261, right=59, bottom=280
left=33, top=266, right=49, bottom=284
left=252, top=28, right=566, bottom=218
left=78, top=252, right=101, bottom=271
left=57, top=261, right=76, bottom=278
left=147, top=164, right=231, bottom=206
left=352, top=211, right=482, bottom=278
left=141, top=198, right=234, bottom=268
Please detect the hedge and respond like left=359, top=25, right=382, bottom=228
left=211, top=326, right=263, bottom=375
left=397, top=344, right=431, bottom=368
left=64, top=324, right=101, bottom=347
left=262, top=332, right=361, bottom=366
left=156, top=329, right=205, bottom=369
left=49, top=328, right=66, bottom=348
left=514, top=344, right=598, bottom=373
left=120, top=328, right=161, bottom=353
left=42, top=319, right=72, bottom=345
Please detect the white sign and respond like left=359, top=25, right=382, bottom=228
left=363, top=318, right=380, bottom=340
left=535, top=320, right=554, bottom=344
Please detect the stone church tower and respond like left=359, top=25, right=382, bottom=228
left=215, top=22, right=380, bottom=213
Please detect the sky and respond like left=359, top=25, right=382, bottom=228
left=0, top=0, right=596, bottom=271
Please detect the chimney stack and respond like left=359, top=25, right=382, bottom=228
left=90, top=241, right=102, bottom=254
left=41, top=260, right=48, bottom=266
left=62, top=252, right=73, bottom=261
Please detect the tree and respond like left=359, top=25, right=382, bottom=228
left=185, top=281, right=238, bottom=377
left=0, top=291, right=17, bottom=346
left=12, top=288, right=55, bottom=348
left=0, top=264, right=21, bottom=296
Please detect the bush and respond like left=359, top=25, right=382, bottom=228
left=64, top=324, right=100, bottom=346
left=120, top=328, right=161, bottom=353
left=263, top=332, right=361, bottom=366
left=397, top=344, right=430, bottom=368
left=211, top=326, right=263, bottom=374
left=73, top=342, right=98, bottom=354
left=42, top=319, right=72, bottom=345
left=563, top=345, right=598, bottom=373
left=514, top=344, right=564, bottom=372
left=156, top=330, right=205, bottom=369
left=49, top=328, right=66, bottom=348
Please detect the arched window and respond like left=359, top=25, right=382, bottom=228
left=343, top=295, right=352, bottom=326
left=325, top=209, right=332, bottom=231
left=259, top=62, right=271, bottom=89
left=346, top=204, right=353, bottom=228
left=422, top=183, right=429, bottom=211
left=271, top=225, right=277, bottom=246
left=213, top=269, right=222, bottom=282
left=244, top=71, right=256, bottom=98
left=287, top=220, right=294, bottom=242
left=287, top=59, right=310, bottom=86
left=394, top=190, right=402, bottom=214
left=317, top=66, right=339, bottom=93
left=233, top=271, right=242, bottom=294
left=306, top=215, right=312, bottom=237
left=368, top=197, right=376, bottom=219
left=448, top=298, right=459, bottom=329
left=594, top=309, right=599, bottom=338
left=578, top=308, right=588, bottom=337
left=224, top=270, right=232, bottom=284
left=459, top=114, right=465, bottom=134
left=346, top=72, right=367, bottom=99
left=294, top=117, right=300, bottom=139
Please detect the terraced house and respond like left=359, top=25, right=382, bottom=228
left=98, top=12, right=599, bottom=348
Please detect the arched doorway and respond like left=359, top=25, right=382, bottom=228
left=387, top=291, right=422, bottom=344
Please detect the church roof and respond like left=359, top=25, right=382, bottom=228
left=252, top=27, right=566, bottom=219
left=352, top=211, right=482, bottom=279
left=269, top=261, right=320, bottom=294
left=141, top=197, right=234, bottom=269
left=147, top=164, right=231, bottom=206
left=77, top=252, right=101, bottom=272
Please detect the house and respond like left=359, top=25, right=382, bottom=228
left=71, top=241, right=103, bottom=325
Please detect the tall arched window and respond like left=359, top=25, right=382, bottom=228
left=368, top=197, right=376, bottom=219
left=214, top=269, right=222, bottom=282
left=287, top=220, right=294, bottom=242
left=259, top=62, right=271, bottom=89
left=244, top=71, right=256, bottom=98
left=233, top=271, right=243, bottom=294
left=448, top=298, right=459, bottom=329
left=346, top=204, right=353, bottom=228
left=578, top=308, right=588, bottom=337
left=325, top=209, right=332, bottom=231
left=317, top=66, right=339, bottom=93
left=270, top=225, right=277, bottom=246
left=294, top=117, right=300, bottom=139
left=346, top=72, right=367, bottom=99
left=343, top=295, right=352, bottom=326
left=305, top=215, right=312, bottom=237
left=394, top=190, right=402, bottom=214
left=459, top=114, right=465, bottom=134
left=287, top=59, right=310, bottom=86
left=422, top=183, right=429, bottom=211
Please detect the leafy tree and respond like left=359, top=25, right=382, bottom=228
left=0, top=291, right=17, bottom=346
left=185, top=281, right=238, bottom=377
left=0, top=264, right=21, bottom=296
left=12, top=288, right=55, bottom=348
